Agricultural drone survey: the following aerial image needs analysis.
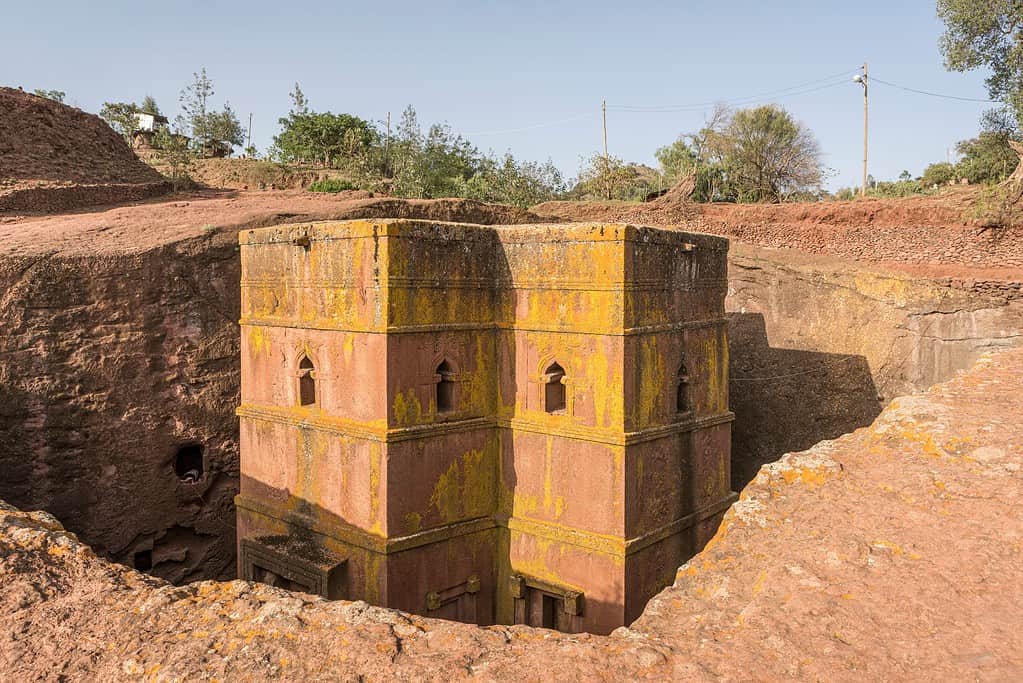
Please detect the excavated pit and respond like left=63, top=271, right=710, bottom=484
left=0, top=194, right=1021, bottom=631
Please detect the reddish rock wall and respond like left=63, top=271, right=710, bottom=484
left=3, top=347, right=1022, bottom=680
left=727, top=242, right=1023, bottom=488
left=0, top=196, right=547, bottom=583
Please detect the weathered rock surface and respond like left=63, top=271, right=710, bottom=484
left=727, top=241, right=1023, bottom=488
left=2, top=348, right=1022, bottom=680
left=0, top=195, right=547, bottom=584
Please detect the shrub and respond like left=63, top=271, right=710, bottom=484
left=308, top=178, right=357, bottom=193
left=921, top=162, right=957, bottom=187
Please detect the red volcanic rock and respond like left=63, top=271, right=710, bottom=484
left=2, top=348, right=1023, bottom=680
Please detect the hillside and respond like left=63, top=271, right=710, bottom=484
left=0, top=87, right=169, bottom=213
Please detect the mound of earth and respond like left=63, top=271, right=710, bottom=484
left=1, top=348, right=1022, bottom=680
left=0, top=87, right=170, bottom=213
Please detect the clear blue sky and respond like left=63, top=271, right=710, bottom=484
left=1, top=1, right=994, bottom=190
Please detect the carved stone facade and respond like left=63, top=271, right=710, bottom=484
left=236, top=219, right=734, bottom=634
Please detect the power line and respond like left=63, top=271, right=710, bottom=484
left=870, top=76, right=993, bottom=103
left=463, top=112, right=592, bottom=137
left=607, top=68, right=859, bottom=112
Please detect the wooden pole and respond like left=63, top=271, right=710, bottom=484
left=602, top=99, right=610, bottom=200
left=861, top=62, right=868, bottom=198
left=246, top=112, right=253, bottom=155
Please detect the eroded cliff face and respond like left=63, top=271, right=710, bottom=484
left=0, top=196, right=549, bottom=583
left=0, top=231, right=242, bottom=582
left=726, top=242, right=1023, bottom=488
left=2, top=347, right=1021, bottom=681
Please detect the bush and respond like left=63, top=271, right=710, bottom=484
left=308, top=178, right=357, bottom=193
left=867, top=179, right=929, bottom=198
left=921, top=162, right=957, bottom=187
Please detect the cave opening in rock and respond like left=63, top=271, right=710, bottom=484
left=134, top=549, right=153, bottom=571
left=174, top=444, right=204, bottom=483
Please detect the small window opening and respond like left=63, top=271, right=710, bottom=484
left=436, top=360, right=455, bottom=413
left=677, top=359, right=690, bottom=413
left=544, top=362, right=566, bottom=414
left=134, top=549, right=153, bottom=571
left=298, top=356, right=316, bottom=406
left=175, top=444, right=204, bottom=483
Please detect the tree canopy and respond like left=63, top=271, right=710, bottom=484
left=705, top=105, right=824, bottom=202
left=99, top=101, right=141, bottom=143
left=179, top=68, right=243, bottom=156
left=938, top=0, right=1023, bottom=124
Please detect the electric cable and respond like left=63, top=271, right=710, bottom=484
left=607, top=68, right=859, bottom=112
left=869, top=76, right=993, bottom=103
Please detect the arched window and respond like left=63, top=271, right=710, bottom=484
left=436, top=360, right=455, bottom=413
left=298, top=356, right=316, bottom=406
left=544, top=362, right=566, bottom=414
left=676, top=358, right=690, bottom=413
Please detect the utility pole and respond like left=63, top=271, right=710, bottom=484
left=853, top=63, right=868, bottom=197
left=385, top=111, right=391, bottom=175
left=602, top=99, right=610, bottom=200
left=246, top=112, right=253, bottom=155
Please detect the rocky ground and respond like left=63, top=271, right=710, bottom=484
left=0, top=88, right=170, bottom=213
left=2, top=347, right=1021, bottom=681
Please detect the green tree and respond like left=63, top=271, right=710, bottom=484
left=655, top=105, right=731, bottom=201
left=179, top=68, right=215, bottom=155
left=273, top=111, right=376, bottom=166
left=706, top=104, right=824, bottom=202
left=464, top=153, right=565, bottom=207
left=99, top=101, right=141, bottom=143
left=938, top=1, right=1023, bottom=124
left=954, top=109, right=1020, bottom=183
left=140, top=95, right=161, bottom=116
left=387, top=106, right=482, bottom=198
left=289, top=82, right=309, bottom=116
left=207, top=102, right=245, bottom=154
left=922, top=161, right=957, bottom=186
left=572, top=153, right=651, bottom=201
left=153, top=127, right=193, bottom=189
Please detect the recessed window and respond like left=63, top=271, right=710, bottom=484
left=134, top=549, right=153, bottom=571
left=436, top=360, right=455, bottom=413
left=298, top=356, right=316, bottom=406
left=677, top=359, right=690, bottom=413
left=544, top=362, right=566, bottom=414
left=175, top=444, right=204, bottom=483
